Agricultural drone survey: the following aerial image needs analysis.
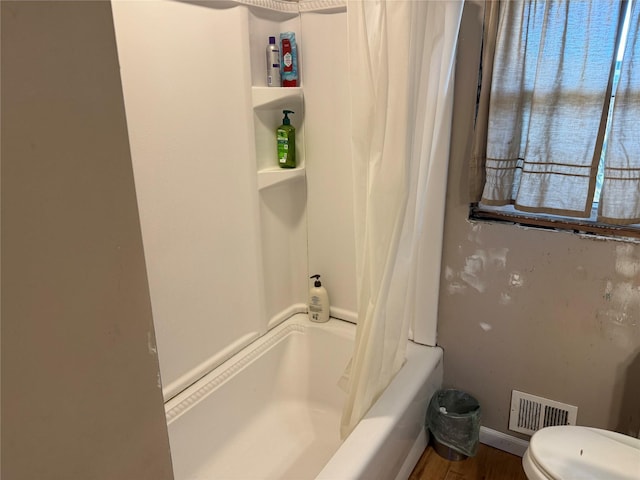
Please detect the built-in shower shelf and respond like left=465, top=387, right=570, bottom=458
left=252, top=86, right=303, bottom=109
left=252, top=86, right=305, bottom=178
left=258, top=167, right=305, bottom=190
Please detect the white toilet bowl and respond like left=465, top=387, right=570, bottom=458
left=522, top=426, right=640, bottom=480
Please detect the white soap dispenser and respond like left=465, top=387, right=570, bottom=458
left=309, top=275, right=330, bottom=323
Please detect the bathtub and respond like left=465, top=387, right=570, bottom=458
left=165, top=314, right=443, bottom=480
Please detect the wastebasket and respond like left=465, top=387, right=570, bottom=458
left=426, top=389, right=481, bottom=460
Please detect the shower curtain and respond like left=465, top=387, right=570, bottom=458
left=341, top=0, right=464, bottom=437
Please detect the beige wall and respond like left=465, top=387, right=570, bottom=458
left=1, top=1, right=174, bottom=478
left=438, top=1, right=640, bottom=440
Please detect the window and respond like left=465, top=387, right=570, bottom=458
left=470, top=0, right=640, bottom=239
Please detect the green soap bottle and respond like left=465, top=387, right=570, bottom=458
left=277, top=110, right=296, bottom=169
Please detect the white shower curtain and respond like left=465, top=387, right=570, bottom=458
left=341, top=0, right=464, bottom=438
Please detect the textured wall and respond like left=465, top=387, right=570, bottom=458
left=1, top=1, right=174, bottom=478
left=439, top=0, right=640, bottom=440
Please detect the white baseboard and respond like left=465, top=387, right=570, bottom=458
left=480, top=426, right=529, bottom=457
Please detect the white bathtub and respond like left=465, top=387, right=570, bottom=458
left=165, top=314, right=443, bottom=480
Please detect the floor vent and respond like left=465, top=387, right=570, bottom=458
left=509, top=390, right=578, bottom=436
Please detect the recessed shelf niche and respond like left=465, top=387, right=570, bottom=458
left=252, top=86, right=305, bottom=188
left=248, top=4, right=308, bottom=326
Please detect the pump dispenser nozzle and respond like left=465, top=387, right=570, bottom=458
left=310, top=274, right=322, bottom=287
left=282, top=110, right=294, bottom=125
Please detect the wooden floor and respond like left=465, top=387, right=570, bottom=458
left=409, top=443, right=528, bottom=480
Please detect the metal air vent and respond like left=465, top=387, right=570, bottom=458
left=509, top=390, right=578, bottom=436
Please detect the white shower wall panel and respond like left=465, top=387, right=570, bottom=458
left=301, top=7, right=358, bottom=322
left=112, top=0, right=265, bottom=399
left=259, top=180, right=309, bottom=327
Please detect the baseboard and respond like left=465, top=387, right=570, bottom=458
left=480, top=426, right=529, bottom=457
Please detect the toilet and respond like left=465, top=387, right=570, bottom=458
left=522, top=426, right=640, bottom=479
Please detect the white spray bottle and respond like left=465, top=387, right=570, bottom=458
left=265, top=36, right=281, bottom=87
left=309, top=274, right=330, bottom=323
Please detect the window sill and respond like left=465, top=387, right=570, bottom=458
left=470, top=204, right=640, bottom=241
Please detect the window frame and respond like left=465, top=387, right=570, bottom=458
left=470, top=203, right=640, bottom=240
left=470, top=0, right=640, bottom=240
